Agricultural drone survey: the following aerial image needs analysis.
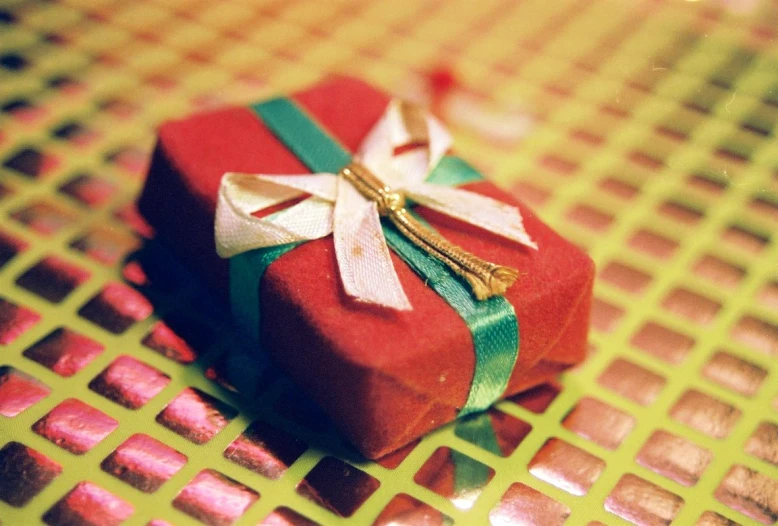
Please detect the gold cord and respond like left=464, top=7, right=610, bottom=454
left=340, top=162, right=519, bottom=300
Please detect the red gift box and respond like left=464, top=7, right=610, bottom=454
left=138, top=77, right=594, bottom=459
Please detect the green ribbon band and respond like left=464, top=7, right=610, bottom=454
left=232, top=97, right=519, bottom=416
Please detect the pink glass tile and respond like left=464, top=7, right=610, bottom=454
left=605, top=473, right=684, bottom=525
left=662, top=288, right=721, bottom=326
left=636, top=430, right=713, bottom=486
left=631, top=321, right=695, bottom=364
left=298, top=456, right=380, bottom=517
left=173, top=469, right=259, bottom=526
left=528, top=438, right=605, bottom=496
left=731, top=315, right=778, bottom=357
left=375, top=440, right=419, bottom=470
left=58, top=173, right=117, bottom=208
left=0, top=229, right=27, bottom=268
left=224, top=420, right=307, bottom=480
left=43, top=481, right=133, bottom=526
left=0, top=296, right=41, bottom=345
left=142, top=321, right=197, bottom=364
left=454, top=410, right=532, bottom=457
left=89, top=355, right=170, bottom=409
left=156, top=387, right=237, bottom=444
left=259, top=507, right=319, bottom=526
left=563, top=397, right=635, bottom=450
left=101, top=433, right=187, bottom=493
left=10, top=200, right=77, bottom=236
left=79, top=282, right=153, bottom=334
left=3, top=147, right=59, bottom=179
left=374, top=494, right=452, bottom=525
left=23, top=328, right=104, bottom=377
left=488, top=482, right=570, bottom=526
left=414, top=447, right=494, bottom=511
left=696, top=510, right=740, bottom=525
left=669, top=389, right=741, bottom=439
left=70, top=227, right=139, bottom=266
left=33, top=398, right=118, bottom=454
left=0, top=366, right=50, bottom=417
left=744, top=421, right=778, bottom=467
left=509, top=382, right=561, bottom=414
left=600, top=261, right=652, bottom=295
left=0, top=441, right=62, bottom=507
left=16, top=255, right=91, bottom=303
left=597, top=357, right=665, bottom=406
left=702, top=350, right=767, bottom=397
left=715, top=465, right=778, bottom=524
left=590, top=297, right=624, bottom=333
left=693, top=255, right=744, bottom=290
left=628, top=229, right=678, bottom=259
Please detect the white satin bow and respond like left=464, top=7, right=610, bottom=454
left=215, top=99, right=537, bottom=311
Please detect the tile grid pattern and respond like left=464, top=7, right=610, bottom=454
left=1, top=0, right=777, bottom=524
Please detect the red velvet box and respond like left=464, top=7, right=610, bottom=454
left=138, top=77, right=594, bottom=459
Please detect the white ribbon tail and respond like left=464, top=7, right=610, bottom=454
left=215, top=173, right=334, bottom=258
left=405, top=182, right=538, bottom=250
left=333, top=177, right=412, bottom=311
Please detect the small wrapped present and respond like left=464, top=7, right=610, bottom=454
left=138, top=77, right=594, bottom=459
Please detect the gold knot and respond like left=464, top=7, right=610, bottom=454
left=339, top=162, right=519, bottom=300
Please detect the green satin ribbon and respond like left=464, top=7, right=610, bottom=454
left=231, top=97, right=519, bottom=416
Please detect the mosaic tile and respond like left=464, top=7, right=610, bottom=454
left=0, top=441, right=62, bottom=507
left=260, top=507, right=320, bottom=526
left=701, top=350, right=767, bottom=397
left=414, top=447, right=493, bottom=511
left=16, top=256, right=90, bottom=303
left=373, top=494, right=452, bottom=526
left=509, top=382, right=560, bottom=414
left=0, top=366, right=50, bottom=417
left=714, top=465, right=778, bottom=524
left=298, top=457, right=380, bottom=517
left=744, top=421, right=778, bottom=467
left=79, top=282, right=153, bottom=334
left=631, top=321, right=695, bottom=364
left=10, top=200, right=77, bottom=236
left=223, top=420, right=307, bottom=480
left=101, top=433, right=187, bottom=493
left=454, top=409, right=532, bottom=457
left=0, top=297, right=41, bottom=345
left=488, top=483, right=570, bottom=526
left=731, top=315, right=778, bottom=357
left=605, top=473, right=684, bottom=525
left=670, top=389, right=741, bottom=439
left=636, top=429, right=713, bottom=486
left=24, top=327, right=104, bottom=377
left=696, top=511, right=741, bottom=526
left=89, top=355, right=170, bottom=409
left=600, top=261, right=651, bottom=295
left=0, top=229, right=27, bottom=268
left=156, top=387, right=237, bottom=444
left=33, top=398, right=118, bottom=454
left=58, top=173, right=118, bottom=208
left=43, top=481, right=133, bottom=526
left=598, top=357, right=665, bottom=406
left=173, top=469, right=259, bottom=525
left=70, top=227, right=139, bottom=266
left=563, top=397, right=635, bottom=450
left=528, top=438, right=605, bottom=496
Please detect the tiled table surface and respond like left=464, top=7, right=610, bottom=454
left=0, top=0, right=777, bottom=524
